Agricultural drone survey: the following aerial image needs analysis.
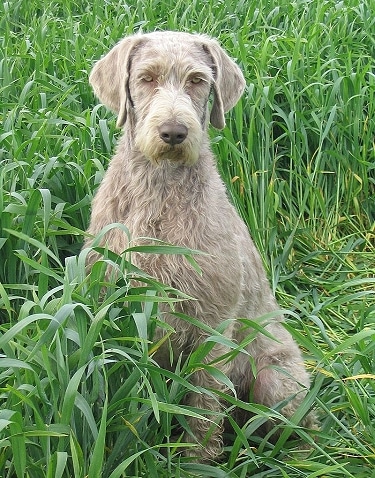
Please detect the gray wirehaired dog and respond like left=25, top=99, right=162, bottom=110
left=85, top=31, right=316, bottom=461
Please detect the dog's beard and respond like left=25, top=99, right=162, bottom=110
left=135, top=127, right=202, bottom=166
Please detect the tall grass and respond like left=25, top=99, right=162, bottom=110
left=1, top=0, right=374, bottom=476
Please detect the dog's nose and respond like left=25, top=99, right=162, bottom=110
left=158, top=122, right=188, bottom=145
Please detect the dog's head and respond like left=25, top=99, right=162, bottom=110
left=89, top=31, right=245, bottom=129
left=89, top=31, right=245, bottom=164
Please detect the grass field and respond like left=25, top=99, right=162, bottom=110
left=0, top=0, right=374, bottom=476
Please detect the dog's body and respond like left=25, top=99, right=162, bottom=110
left=85, top=31, right=315, bottom=461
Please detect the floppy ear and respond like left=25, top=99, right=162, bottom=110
left=89, top=36, right=141, bottom=128
left=201, top=38, right=245, bottom=129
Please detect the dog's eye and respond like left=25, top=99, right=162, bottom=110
left=190, top=77, right=203, bottom=84
left=141, top=75, right=154, bottom=83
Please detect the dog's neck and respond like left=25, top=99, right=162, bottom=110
left=110, top=130, right=221, bottom=218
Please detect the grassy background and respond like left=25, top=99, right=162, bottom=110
left=1, top=0, right=374, bottom=476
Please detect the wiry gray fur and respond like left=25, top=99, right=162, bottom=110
left=85, top=31, right=316, bottom=461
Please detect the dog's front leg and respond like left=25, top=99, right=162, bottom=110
left=183, top=341, right=232, bottom=462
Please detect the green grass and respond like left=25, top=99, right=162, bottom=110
left=0, top=0, right=374, bottom=476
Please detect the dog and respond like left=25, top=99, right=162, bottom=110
left=84, top=31, right=316, bottom=461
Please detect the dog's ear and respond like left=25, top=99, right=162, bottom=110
left=201, top=38, right=245, bottom=130
left=89, top=36, right=141, bottom=128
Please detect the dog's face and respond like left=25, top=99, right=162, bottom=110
left=128, top=36, right=213, bottom=165
left=89, top=32, right=245, bottom=165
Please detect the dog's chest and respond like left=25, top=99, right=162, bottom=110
left=125, top=164, right=210, bottom=246
left=128, top=196, right=206, bottom=247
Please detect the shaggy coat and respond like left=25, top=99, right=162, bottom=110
left=85, top=31, right=315, bottom=461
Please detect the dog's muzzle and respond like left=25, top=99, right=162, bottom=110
left=158, top=122, right=188, bottom=146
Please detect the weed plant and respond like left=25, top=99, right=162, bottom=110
left=0, top=0, right=374, bottom=476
